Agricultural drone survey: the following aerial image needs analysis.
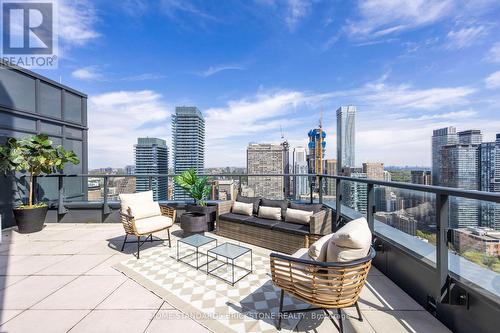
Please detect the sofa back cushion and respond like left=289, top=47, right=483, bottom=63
left=258, top=206, right=282, bottom=220
left=260, top=198, right=288, bottom=219
left=232, top=201, right=253, bottom=216
left=289, top=202, right=323, bottom=214
left=285, top=208, right=314, bottom=225
left=119, top=191, right=154, bottom=214
left=128, top=201, right=162, bottom=220
left=236, top=194, right=261, bottom=215
left=326, top=217, right=372, bottom=262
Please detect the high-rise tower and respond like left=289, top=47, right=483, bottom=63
left=432, top=127, right=458, bottom=186
left=172, top=106, right=205, bottom=200
left=336, top=106, right=356, bottom=174
left=135, top=137, right=169, bottom=201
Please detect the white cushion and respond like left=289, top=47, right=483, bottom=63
left=232, top=201, right=253, bottom=216
left=308, top=233, right=333, bottom=261
left=285, top=208, right=313, bottom=225
left=128, top=201, right=162, bottom=220
left=134, top=215, right=173, bottom=234
left=258, top=206, right=282, bottom=220
left=119, top=191, right=154, bottom=214
left=327, top=217, right=372, bottom=263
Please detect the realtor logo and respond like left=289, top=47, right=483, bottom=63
left=1, top=0, right=58, bottom=68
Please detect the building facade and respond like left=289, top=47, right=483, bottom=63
left=293, top=146, right=309, bottom=197
left=363, top=162, right=385, bottom=180
left=324, top=159, right=337, bottom=196
left=134, top=138, right=169, bottom=201
left=479, top=134, right=500, bottom=230
left=172, top=106, right=205, bottom=200
left=247, top=143, right=287, bottom=199
left=432, top=127, right=458, bottom=186
left=0, top=63, right=88, bottom=228
left=336, top=105, right=356, bottom=174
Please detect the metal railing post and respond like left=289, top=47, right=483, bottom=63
left=435, top=193, right=449, bottom=302
left=238, top=176, right=242, bottom=195
left=148, top=176, right=153, bottom=191
left=309, top=176, right=313, bottom=204
left=367, top=183, right=375, bottom=232
left=335, top=178, right=342, bottom=229
left=103, top=176, right=110, bottom=214
left=57, top=175, right=67, bottom=214
left=318, top=175, right=323, bottom=204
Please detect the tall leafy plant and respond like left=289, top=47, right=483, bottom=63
left=0, top=135, right=79, bottom=208
left=174, top=168, right=211, bottom=206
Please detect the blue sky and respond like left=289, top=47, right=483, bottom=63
left=36, top=0, right=500, bottom=168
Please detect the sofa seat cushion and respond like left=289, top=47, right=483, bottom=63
left=236, top=194, right=261, bottom=215
left=273, top=222, right=310, bottom=235
left=243, top=217, right=280, bottom=229
left=289, top=202, right=323, bottom=214
left=261, top=198, right=289, bottom=219
left=327, top=217, right=372, bottom=262
left=134, top=215, right=173, bottom=234
left=219, top=213, right=253, bottom=224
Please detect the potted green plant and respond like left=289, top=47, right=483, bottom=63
left=0, top=134, right=79, bottom=233
left=174, top=169, right=217, bottom=232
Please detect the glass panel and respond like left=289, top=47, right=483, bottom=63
left=40, top=122, right=62, bottom=135
left=341, top=180, right=368, bottom=218
left=374, top=186, right=437, bottom=266
left=39, top=82, right=61, bottom=118
left=63, top=91, right=82, bottom=123
left=63, top=140, right=83, bottom=201
left=0, top=68, right=36, bottom=112
left=0, top=111, right=36, bottom=131
left=64, top=126, right=82, bottom=138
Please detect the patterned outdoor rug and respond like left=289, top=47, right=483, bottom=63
left=113, top=241, right=310, bottom=332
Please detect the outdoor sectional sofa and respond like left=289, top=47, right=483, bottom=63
left=216, top=195, right=332, bottom=254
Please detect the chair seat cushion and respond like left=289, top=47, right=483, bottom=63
left=134, top=215, right=173, bottom=234
left=273, top=222, right=310, bottom=235
left=219, top=213, right=253, bottom=223
left=244, top=217, right=280, bottom=229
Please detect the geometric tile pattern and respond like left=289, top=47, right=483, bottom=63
left=114, top=243, right=310, bottom=333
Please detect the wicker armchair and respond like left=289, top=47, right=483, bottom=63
left=270, top=247, right=376, bottom=332
left=119, top=205, right=175, bottom=259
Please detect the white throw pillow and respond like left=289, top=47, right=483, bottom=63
left=232, top=201, right=253, bottom=216
left=326, top=218, right=372, bottom=262
left=258, top=206, right=282, bottom=220
left=285, top=208, right=313, bottom=225
left=308, top=233, right=333, bottom=261
left=128, top=201, right=162, bottom=220
left=119, top=191, right=154, bottom=214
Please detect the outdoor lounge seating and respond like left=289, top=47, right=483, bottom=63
left=119, top=191, right=175, bottom=258
left=270, top=217, right=375, bottom=332
left=217, top=195, right=332, bottom=254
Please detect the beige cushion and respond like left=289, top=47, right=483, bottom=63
left=291, top=247, right=311, bottom=260
left=327, top=217, right=372, bottom=262
left=258, top=206, right=282, bottom=220
left=119, top=191, right=154, bottom=214
left=128, top=201, right=162, bottom=220
left=308, top=233, right=333, bottom=261
left=134, top=215, right=173, bottom=234
left=285, top=208, right=313, bottom=225
left=232, top=201, right=253, bottom=216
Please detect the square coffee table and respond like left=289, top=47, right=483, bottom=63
left=177, top=234, right=217, bottom=270
left=207, top=242, right=252, bottom=285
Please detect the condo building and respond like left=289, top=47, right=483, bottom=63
left=134, top=138, right=169, bottom=201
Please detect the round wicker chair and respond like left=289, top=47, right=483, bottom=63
left=270, top=247, right=376, bottom=332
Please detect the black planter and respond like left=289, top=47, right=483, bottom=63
left=13, top=206, right=48, bottom=233
left=186, top=204, right=217, bottom=232
left=180, top=212, right=208, bottom=237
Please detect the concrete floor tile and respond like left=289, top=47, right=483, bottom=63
left=42, top=241, right=99, bottom=255
left=69, top=309, right=157, bottom=333
left=0, top=255, right=70, bottom=276
left=363, top=310, right=452, bottom=333
left=32, top=275, right=126, bottom=310
left=97, top=279, right=163, bottom=310
left=0, top=309, right=23, bottom=325
left=0, top=275, right=27, bottom=290
left=146, top=309, right=210, bottom=333
left=36, top=254, right=112, bottom=275
left=0, top=275, right=75, bottom=309
left=84, top=255, right=127, bottom=276
left=0, top=309, right=89, bottom=333
left=294, top=307, right=376, bottom=333
left=358, top=276, right=421, bottom=311
left=0, top=241, right=67, bottom=255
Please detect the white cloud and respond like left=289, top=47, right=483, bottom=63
left=446, top=26, right=486, bottom=49
left=485, top=42, right=500, bottom=63
left=485, top=71, right=500, bottom=89
left=347, top=0, right=453, bottom=38
left=285, top=0, right=311, bottom=30
left=58, top=0, right=100, bottom=46
left=71, top=66, right=101, bottom=80
left=197, top=65, right=244, bottom=77
left=399, top=110, right=477, bottom=121
left=88, top=91, right=171, bottom=168
left=121, top=73, right=167, bottom=81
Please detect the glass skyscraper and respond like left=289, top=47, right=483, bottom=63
left=479, top=134, right=500, bottom=229
left=336, top=106, right=356, bottom=174
left=293, top=146, right=308, bottom=197
left=134, top=138, right=169, bottom=201
left=432, top=126, right=458, bottom=186
left=172, top=107, right=205, bottom=200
